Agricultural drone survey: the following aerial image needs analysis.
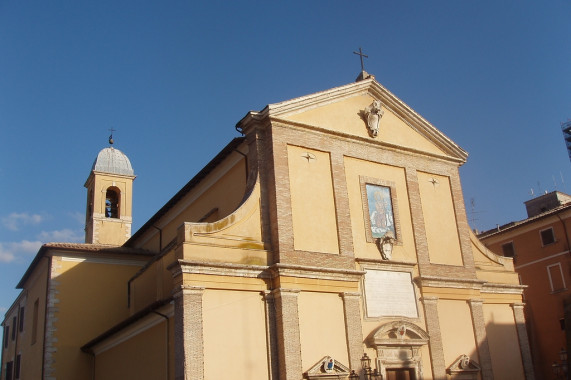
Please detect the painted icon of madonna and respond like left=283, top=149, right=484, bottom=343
left=366, top=184, right=395, bottom=239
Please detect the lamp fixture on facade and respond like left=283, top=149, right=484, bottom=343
left=348, top=354, right=382, bottom=380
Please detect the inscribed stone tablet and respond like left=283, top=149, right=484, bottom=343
left=364, top=270, right=418, bottom=318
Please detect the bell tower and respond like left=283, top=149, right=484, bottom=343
left=85, top=137, right=135, bottom=245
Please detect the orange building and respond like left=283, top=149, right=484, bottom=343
left=479, top=191, right=571, bottom=380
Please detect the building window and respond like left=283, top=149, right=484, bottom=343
left=31, top=299, right=39, bottom=345
left=501, top=241, right=515, bottom=257
left=14, top=354, right=20, bottom=379
left=18, top=307, right=24, bottom=333
left=6, top=361, right=13, bottom=380
left=540, top=227, right=556, bottom=246
left=3, top=326, right=8, bottom=348
left=547, top=263, right=566, bottom=292
left=11, top=317, right=16, bottom=340
left=105, top=187, right=120, bottom=218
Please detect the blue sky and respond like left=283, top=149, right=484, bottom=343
left=0, top=1, right=569, bottom=318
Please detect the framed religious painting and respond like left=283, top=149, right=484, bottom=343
left=360, top=177, right=401, bottom=244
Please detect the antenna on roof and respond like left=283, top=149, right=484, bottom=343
left=108, top=128, right=116, bottom=145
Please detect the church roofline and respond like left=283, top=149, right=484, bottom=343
left=236, top=77, right=468, bottom=163
left=124, top=137, right=246, bottom=248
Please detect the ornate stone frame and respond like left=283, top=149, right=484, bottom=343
left=370, top=320, right=429, bottom=380
left=359, top=176, right=402, bottom=245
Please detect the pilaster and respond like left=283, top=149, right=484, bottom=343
left=173, top=286, right=205, bottom=380
left=263, top=291, right=280, bottom=380
left=341, top=292, right=364, bottom=371
left=421, top=296, right=446, bottom=379
left=468, top=299, right=494, bottom=380
left=273, top=288, right=302, bottom=380
left=511, top=303, right=535, bottom=380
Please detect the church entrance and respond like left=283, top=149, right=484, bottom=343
left=385, top=368, right=416, bottom=380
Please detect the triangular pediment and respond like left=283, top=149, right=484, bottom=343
left=238, top=78, right=467, bottom=163
left=305, top=356, right=351, bottom=379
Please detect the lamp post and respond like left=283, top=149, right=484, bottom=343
left=351, top=353, right=381, bottom=380
left=552, top=348, right=568, bottom=380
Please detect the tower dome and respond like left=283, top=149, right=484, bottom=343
left=91, top=147, right=134, bottom=176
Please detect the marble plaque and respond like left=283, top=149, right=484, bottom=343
left=364, top=269, right=418, bottom=318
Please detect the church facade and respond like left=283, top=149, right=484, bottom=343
left=2, top=74, right=533, bottom=380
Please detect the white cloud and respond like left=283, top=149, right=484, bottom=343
left=2, top=213, right=43, bottom=231
left=38, top=229, right=83, bottom=243
left=0, top=240, right=42, bottom=263
left=0, top=244, right=15, bottom=263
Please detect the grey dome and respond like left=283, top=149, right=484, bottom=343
left=91, top=147, right=134, bottom=176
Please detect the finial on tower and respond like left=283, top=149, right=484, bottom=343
left=108, top=128, right=116, bottom=145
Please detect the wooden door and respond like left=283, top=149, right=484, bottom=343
left=385, top=368, right=415, bottom=380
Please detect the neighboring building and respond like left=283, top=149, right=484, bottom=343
left=479, top=191, right=571, bottom=380
left=2, top=73, right=533, bottom=380
left=562, top=120, right=571, bottom=163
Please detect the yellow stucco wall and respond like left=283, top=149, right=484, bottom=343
left=52, top=257, right=145, bottom=379
left=286, top=94, right=446, bottom=157
left=344, top=157, right=416, bottom=262
left=437, top=300, right=479, bottom=368
left=417, top=171, right=463, bottom=266
left=202, top=289, right=269, bottom=380
left=95, top=319, right=172, bottom=380
left=483, top=303, right=525, bottom=380
left=298, top=291, right=349, bottom=372
left=1, top=258, right=49, bottom=380
left=287, top=145, right=339, bottom=254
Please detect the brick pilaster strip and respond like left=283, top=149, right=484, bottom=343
left=511, top=303, right=536, bottom=380
left=405, top=167, right=430, bottom=268
left=341, top=292, right=364, bottom=370
left=449, top=172, right=475, bottom=271
left=331, top=152, right=354, bottom=258
left=173, top=286, right=205, bottom=380
left=468, top=299, right=494, bottom=380
left=421, top=296, right=446, bottom=379
left=273, top=288, right=303, bottom=380
left=263, top=291, right=279, bottom=380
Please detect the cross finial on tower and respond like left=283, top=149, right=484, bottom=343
left=353, top=47, right=368, bottom=71
left=108, top=128, right=116, bottom=145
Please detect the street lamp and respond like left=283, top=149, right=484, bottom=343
left=358, top=353, right=382, bottom=380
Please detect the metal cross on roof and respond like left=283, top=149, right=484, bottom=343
left=108, top=127, right=116, bottom=145
left=353, top=47, right=368, bottom=71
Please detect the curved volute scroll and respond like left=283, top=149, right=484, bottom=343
left=470, top=231, right=513, bottom=269
left=178, top=176, right=270, bottom=265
